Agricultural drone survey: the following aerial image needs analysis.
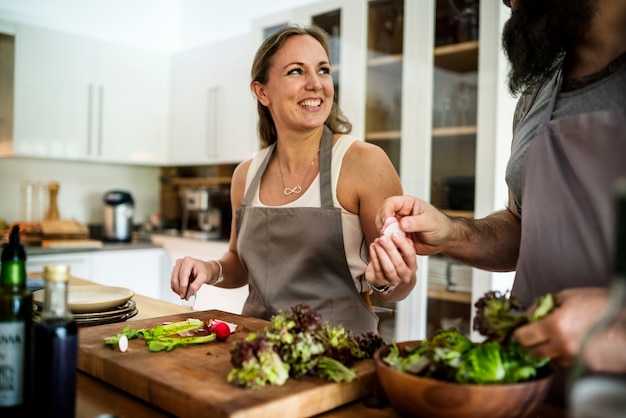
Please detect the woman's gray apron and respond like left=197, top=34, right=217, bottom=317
left=235, top=126, right=379, bottom=335
left=513, top=70, right=626, bottom=404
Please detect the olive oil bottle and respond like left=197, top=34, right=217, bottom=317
left=0, top=225, right=32, bottom=417
left=32, top=264, right=78, bottom=418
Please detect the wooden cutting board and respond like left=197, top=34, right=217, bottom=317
left=41, top=239, right=103, bottom=248
left=78, top=310, right=378, bottom=418
left=39, top=219, right=89, bottom=237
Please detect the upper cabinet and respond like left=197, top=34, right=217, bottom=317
left=8, top=23, right=169, bottom=164
left=424, top=0, right=480, bottom=339
left=94, top=41, right=170, bottom=163
left=394, top=0, right=517, bottom=341
left=12, top=24, right=94, bottom=159
left=363, top=0, right=517, bottom=342
left=364, top=0, right=404, bottom=173
left=168, top=34, right=258, bottom=165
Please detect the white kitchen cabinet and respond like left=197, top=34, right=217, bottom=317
left=151, top=235, right=249, bottom=314
left=93, top=42, right=169, bottom=164
left=12, top=24, right=95, bottom=159
left=27, top=247, right=169, bottom=301
left=253, top=0, right=517, bottom=342
left=168, top=34, right=258, bottom=165
left=26, top=251, right=92, bottom=279
left=89, top=248, right=167, bottom=300
left=9, top=23, right=169, bottom=164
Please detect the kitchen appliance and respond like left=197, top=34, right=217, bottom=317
left=103, top=190, right=134, bottom=242
left=180, top=187, right=230, bottom=240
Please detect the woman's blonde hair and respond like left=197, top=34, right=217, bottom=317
left=250, top=24, right=352, bottom=147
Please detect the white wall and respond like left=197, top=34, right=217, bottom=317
left=0, top=157, right=160, bottom=225
left=0, top=0, right=319, bottom=226
left=0, top=0, right=318, bottom=52
left=178, top=0, right=317, bottom=51
left=0, top=0, right=182, bottom=51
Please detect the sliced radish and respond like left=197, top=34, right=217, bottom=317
left=118, top=335, right=129, bottom=352
left=381, top=217, right=405, bottom=238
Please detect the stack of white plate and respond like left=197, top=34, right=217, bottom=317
left=32, top=285, right=137, bottom=326
left=448, top=263, right=473, bottom=293
left=428, top=256, right=449, bottom=286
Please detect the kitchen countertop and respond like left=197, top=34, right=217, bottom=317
left=24, top=231, right=230, bottom=256
left=146, top=230, right=229, bottom=244
left=70, top=277, right=568, bottom=418
left=25, top=239, right=163, bottom=256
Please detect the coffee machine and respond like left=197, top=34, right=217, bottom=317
left=180, top=187, right=229, bottom=240
left=103, top=190, right=134, bottom=242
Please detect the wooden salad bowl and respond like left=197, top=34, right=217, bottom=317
left=373, top=340, right=553, bottom=418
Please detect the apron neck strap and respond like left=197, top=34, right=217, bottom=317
left=319, top=125, right=334, bottom=208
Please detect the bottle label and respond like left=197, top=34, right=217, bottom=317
left=0, top=321, right=25, bottom=407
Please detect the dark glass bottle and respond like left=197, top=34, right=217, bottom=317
left=0, top=225, right=31, bottom=417
left=33, top=264, right=78, bottom=418
left=569, top=179, right=626, bottom=417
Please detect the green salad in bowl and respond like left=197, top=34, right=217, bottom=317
left=374, top=291, right=556, bottom=418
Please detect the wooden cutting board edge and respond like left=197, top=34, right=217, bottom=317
left=78, top=310, right=378, bottom=418
left=225, top=365, right=379, bottom=418
left=41, top=239, right=103, bottom=248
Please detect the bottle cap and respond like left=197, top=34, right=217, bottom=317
left=43, top=264, right=70, bottom=282
left=1, top=225, right=26, bottom=262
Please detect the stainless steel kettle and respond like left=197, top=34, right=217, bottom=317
left=103, top=190, right=134, bottom=242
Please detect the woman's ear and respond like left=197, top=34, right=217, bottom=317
left=251, top=81, right=270, bottom=106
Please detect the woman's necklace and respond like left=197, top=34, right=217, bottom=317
left=276, top=149, right=320, bottom=196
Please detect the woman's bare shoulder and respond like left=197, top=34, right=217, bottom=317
left=341, top=137, right=395, bottom=172
left=230, top=158, right=253, bottom=202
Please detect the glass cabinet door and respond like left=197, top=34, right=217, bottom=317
left=365, top=0, right=404, bottom=175
left=311, top=10, right=341, bottom=105
left=302, top=0, right=367, bottom=139
left=364, top=0, right=405, bottom=343
left=426, top=0, right=479, bottom=338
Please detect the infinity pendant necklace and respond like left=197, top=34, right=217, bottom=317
left=277, top=148, right=319, bottom=196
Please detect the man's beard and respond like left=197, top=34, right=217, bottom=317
left=502, top=0, right=597, bottom=95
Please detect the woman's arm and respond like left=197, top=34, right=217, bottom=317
left=170, top=160, right=250, bottom=300
left=338, top=140, right=417, bottom=302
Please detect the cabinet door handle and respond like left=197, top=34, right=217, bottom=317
left=87, top=84, right=94, bottom=156
left=97, top=85, right=104, bottom=156
left=206, top=86, right=220, bottom=158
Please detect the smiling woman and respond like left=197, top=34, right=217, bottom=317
left=169, top=23, right=417, bottom=337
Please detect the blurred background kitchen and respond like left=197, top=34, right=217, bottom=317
left=0, top=0, right=518, bottom=344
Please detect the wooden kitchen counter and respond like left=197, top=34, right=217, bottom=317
left=71, top=277, right=566, bottom=418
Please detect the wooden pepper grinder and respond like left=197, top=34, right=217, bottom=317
left=46, top=181, right=60, bottom=220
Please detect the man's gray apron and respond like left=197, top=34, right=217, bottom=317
left=514, top=70, right=626, bottom=404
left=235, top=126, right=379, bottom=335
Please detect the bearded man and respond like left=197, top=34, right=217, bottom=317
left=374, top=0, right=626, bottom=406
left=500, top=0, right=625, bottom=304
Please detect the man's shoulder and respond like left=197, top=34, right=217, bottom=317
left=512, top=79, right=550, bottom=134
